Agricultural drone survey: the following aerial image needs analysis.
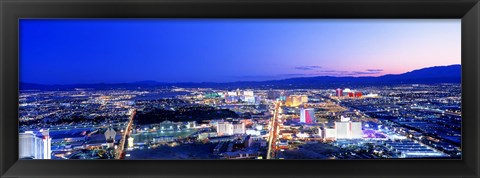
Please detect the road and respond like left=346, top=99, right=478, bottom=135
left=48, top=122, right=126, bottom=131
left=267, top=101, right=281, bottom=159
left=115, top=109, right=136, bottom=159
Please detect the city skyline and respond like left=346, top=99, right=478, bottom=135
left=20, top=64, right=461, bottom=86
left=19, top=19, right=461, bottom=160
left=20, top=19, right=460, bottom=84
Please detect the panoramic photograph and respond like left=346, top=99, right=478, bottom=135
left=19, top=19, right=461, bottom=160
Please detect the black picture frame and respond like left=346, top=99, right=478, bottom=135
left=1, top=0, right=479, bottom=177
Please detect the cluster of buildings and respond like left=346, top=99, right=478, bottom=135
left=335, top=88, right=380, bottom=99
left=339, top=84, right=462, bottom=157
left=267, top=90, right=288, bottom=101
left=216, top=121, right=246, bottom=136
left=18, top=83, right=461, bottom=159
left=203, top=89, right=258, bottom=104
left=213, top=135, right=263, bottom=159
left=322, top=116, right=363, bottom=140
left=335, top=88, right=362, bottom=98
left=19, top=89, right=135, bottom=132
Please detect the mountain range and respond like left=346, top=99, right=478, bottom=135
left=20, top=64, right=461, bottom=90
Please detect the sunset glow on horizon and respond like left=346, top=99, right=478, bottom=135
left=20, top=19, right=460, bottom=84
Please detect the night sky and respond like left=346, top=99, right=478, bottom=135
left=20, top=19, right=460, bottom=85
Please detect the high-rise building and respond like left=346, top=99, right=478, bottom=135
left=19, top=130, right=51, bottom=159
left=217, top=122, right=234, bottom=136
left=243, top=90, right=254, bottom=97
left=354, top=91, right=363, bottom=98
left=335, top=116, right=362, bottom=139
left=236, top=88, right=241, bottom=96
left=232, top=122, right=246, bottom=135
left=325, top=128, right=337, bottom=140
left=335, top=121, right=350, bottom=139
left=351, top=122, right=363, bottom=139
left=348, top=92, right=354, bottom=97
left=335, top=88, right=343, bottom=97
left=285, top=96, right=298, bottom=107
left=104, top=128, right=116, bottom=149
left=127, top=137, right=134, bottom=148
left=300, top=95, right=308, bottom=103
left=300, top=108, right=315, bottom=124
left=342, top=89, right=362, bottom=98
left=19, top=133, right=37, bottom=159
left=285, top=95, right=308, bottom=107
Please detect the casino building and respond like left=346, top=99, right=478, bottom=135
left=19, top=129, right=51, bottom=159
left=300, top=108, right=315, bottom=124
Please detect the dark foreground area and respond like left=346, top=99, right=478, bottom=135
left=125, top=143, right=219, bottom=159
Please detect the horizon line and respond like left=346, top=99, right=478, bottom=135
left=20, top=64, right=461, bottom=86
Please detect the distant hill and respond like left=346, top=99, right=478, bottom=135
left=378, top=64, right=461, bottom=81
left=20, top=64, right=461, bottom=90
left=266, top=64, right=461, bottom=88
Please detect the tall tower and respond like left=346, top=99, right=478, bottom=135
left=19, top=129, right=51, bottom=159
left=335, top=88, right=343, bottom=97
left=127, top=137, right=134, bottom=149
left=104, top=128, right=116, bottom=149
left=300, top=108, right=315, bottom=124
left=40, top=129, right=51, bottom=159
left=335, top=116, right=362, bottom=139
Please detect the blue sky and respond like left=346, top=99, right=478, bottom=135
left=20, top=19, right=460, bottom=84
